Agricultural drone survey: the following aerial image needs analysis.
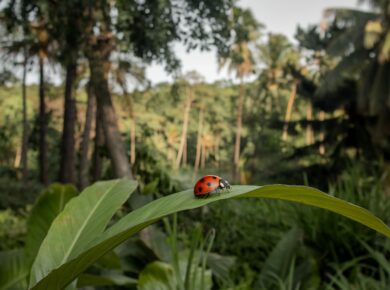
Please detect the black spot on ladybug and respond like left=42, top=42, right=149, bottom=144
left=198, top=187, right=203, bottom=192
left=212, top=176, right=217, bottom=179
left=207, top=182, right=211, bottom=186
left=200, top=178, right=205, bottom=182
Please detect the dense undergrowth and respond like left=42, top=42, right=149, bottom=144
left=1, top=162, right=390, bottom=289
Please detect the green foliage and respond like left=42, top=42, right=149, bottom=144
left=29, top=179, right=137, bottom=288
left=285, top=163, right=390, bottom=286
left=0, top=177, right=42, bottom=209
left=0, top=183, right=80, bottom=290
left=127, top=80, right=237, bottom=176
left=254, top=227, right=319, bottom=290
left=131, top=142, right=183, bottom=196
left=197, top=198, right=290, bottom=271
left=325, top=242, right=390, bottom=290
left=26, top=179, right=390, bottom=290
left=138, top=261, right=180, bottom=290
left=2, top=1, right=390, bottom=289
left=0, top=209, right=27, bottom=251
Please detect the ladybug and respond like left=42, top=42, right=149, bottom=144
left=194, top=175, right=231, bottom=198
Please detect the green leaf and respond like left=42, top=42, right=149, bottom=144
left=77, top=272, right=137, bottom=287
left=29, top=179, right=137, bottom=288
left=29, top=184, right=390, bottom=290
left=207, top=253, right=235, bottom=281
left=0, top=249, right=28, bottom=290
left=25, top=184, right=78, bottom=262
left=138, top=261, right=177, bottom=290
left=0, top=185, right=77, bottom=290
left=255, top=227, right=301, bottom=288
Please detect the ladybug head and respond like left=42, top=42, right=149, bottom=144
left=219, top=178, right=231, bottom=189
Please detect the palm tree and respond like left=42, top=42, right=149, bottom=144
left=112, top=56, right=146, bottom=168
left=36, top=23, right=50, bottom=185
left=0, top=28, right=31, bottom=181
left=20, top=47, right=29, bottom=181
left=83, top=0, right=238, bottom=179
left=257, top=33, right=301, bottom=141
left=2, top=1, right=55, bottom=185
left=193, top=104, right=204, bottom=180
left=320, top=2, right=390, bottom=150
left=175, top=71, right=204, bottom=169
left=219, top=7, right=260, bottom=181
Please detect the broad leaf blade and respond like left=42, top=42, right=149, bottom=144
left=29, top=179, right=137, bottom=288
left=0, top=249, right=28, bottom=290
left=25, top=184, right=78, bottom=263
left=242, top=185, right=390, bottom=237
left=30, top=184, right=390, bottom=290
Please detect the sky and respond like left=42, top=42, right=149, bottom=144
left=146, top=0, right=362, bottom=84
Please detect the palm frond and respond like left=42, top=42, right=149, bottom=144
left=318, top=49, right=370, bottom=94
left=324, top=8, right=378, bottom=24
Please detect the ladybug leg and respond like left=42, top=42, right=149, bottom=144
left=209, top=188, right=221, bottom=195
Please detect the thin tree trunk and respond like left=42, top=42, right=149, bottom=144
left=79, top=82, right=95, bottom=189
left=92, top=107, right=104, bottom=181
left=306, top=101, right=314, bottom=145
left=215, top=138, right=220, bottom=169
left=38, top=56, right=48, bottom=185
left=14, top=147, right=21, bottom=168
left=201, top=142, right=206, bottom=169
left=130, top=111, right=136, bottom=166
left=59, top=62, right=77, bottom=183
left=21, top=52, right=29, bottom=181
left=234, top=82, right=245, bottom=181
left=183, top=139, right=187, bottom=165
left=175, top=88, right=192, bottom=169
left=319, top=111, right=326, bottom=155
left=282, top=80, right=298, bottom=141
left=121, top=87, right=136, bottom=166
left=88, top=55, right=133, bottom=179
left=193, top=106, right=204, bottom=180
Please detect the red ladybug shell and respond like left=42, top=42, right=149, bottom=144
left=194, top=175, right=230, bottom=197
left=194, top=175, right=221, bottom=197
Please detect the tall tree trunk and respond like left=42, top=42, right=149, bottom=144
left=175, top=87, right=192, bottom=169
left=21, top=52, right=29, bottom=182
left=38, top=56, right=48, bottom=185
left=79, top=82, right=95, bottom=189
left=193, top=106, right=204, bottom=180
left=234, top=82, right=245, bottom=181
left=88, top=55, right=133, bottom=179
left=92, top=108, right=104, bottom=181
left=306, top=101, right=314, bottom=145
left=59, top=62, right=77, bottom=183
left=282, top=80, right=298, bottom=141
